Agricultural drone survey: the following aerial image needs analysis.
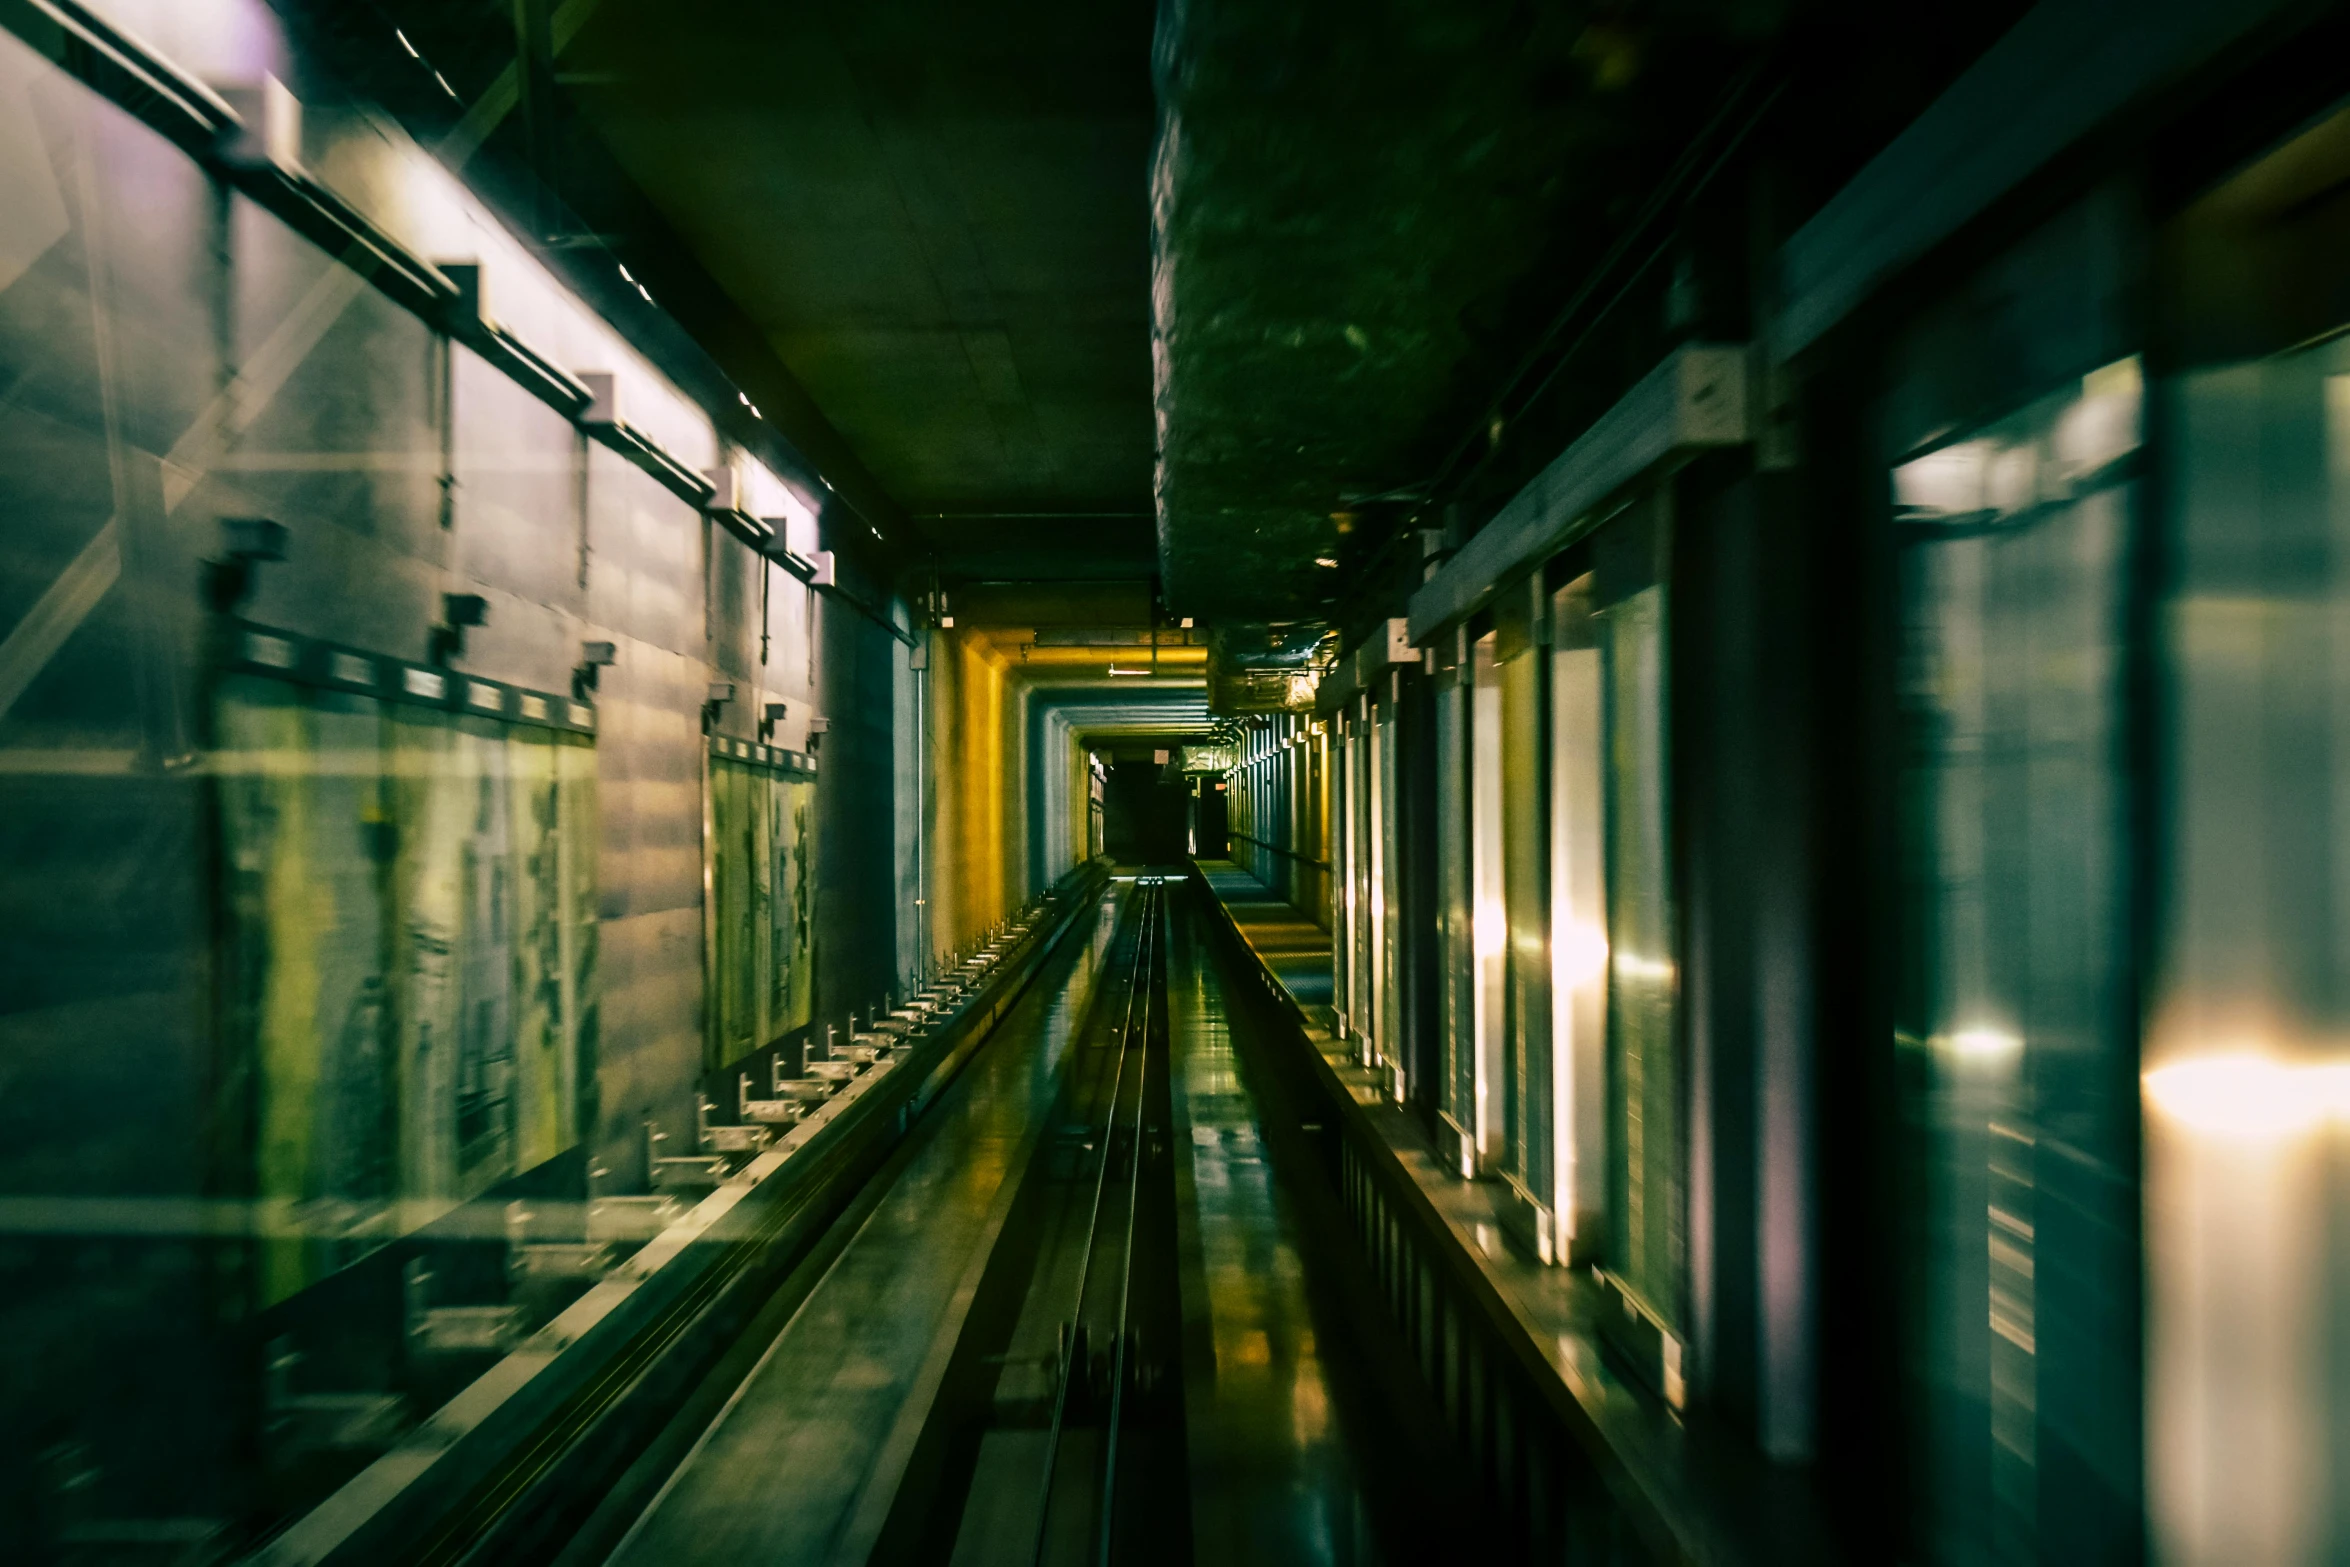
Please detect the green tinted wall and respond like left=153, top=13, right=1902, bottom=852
left=705, top=752, right=817, bottom=1069
left=215, top=671, right=596, bottom=1305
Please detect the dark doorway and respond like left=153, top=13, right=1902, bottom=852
left=1101, top=761, right=1189, bottom=862
left=1194, top=777, right=1229, bottom=857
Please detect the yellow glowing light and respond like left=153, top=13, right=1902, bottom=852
left=2142, top=1053, right=2350, bottom=1141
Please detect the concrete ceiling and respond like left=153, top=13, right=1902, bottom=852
left=310, top=0, right=2024, bottom=679
left=1150, top=4, right=1742, bottom=622
left=563, top=0, right=1158, bottom=576
left=1148, top=3, right=2032, bottom=627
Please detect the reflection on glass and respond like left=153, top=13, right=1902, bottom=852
left=1551, top=575, right=1608, bottom=1260
left=1438, top=656, right=1478, bottom=1175
left=1498, top=591, right=1553, bottom=1243
left=2150, top=338, right=2350, bottom=1563
left=1892, top=359, right=2141, bottom=1563
left=1471, top=632, right=1508, bottom=1168
left=1598, top=513, right=1679, bottom=1359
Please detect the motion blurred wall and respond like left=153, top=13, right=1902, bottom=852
left=0, top=0, right=913, bottom=1538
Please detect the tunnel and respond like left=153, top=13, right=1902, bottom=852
left=7, top=1, right=2350, bottom=1562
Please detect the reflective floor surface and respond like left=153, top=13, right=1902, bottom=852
left=594, top=879, right=1385, bottom=1567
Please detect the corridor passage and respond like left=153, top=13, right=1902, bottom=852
left=594, top=878, right=1389, bottom=1567
left=21, top=2, right=2350, bottom=1561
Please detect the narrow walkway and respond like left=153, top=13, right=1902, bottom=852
left=1165, top=898, right=1377, bottom=1567
left=1192, top=861, right=1335, bottom=1015
left=1187, top=859, right=1841, bottom=1563
left=605, top=890, right=1125, bottom=1567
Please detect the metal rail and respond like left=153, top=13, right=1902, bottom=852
left=1095, top=885, right=1159, bottom=1567
left=1027, top=882, right=1160, bottom=1567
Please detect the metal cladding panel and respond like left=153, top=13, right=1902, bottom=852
left=215, top=196, right=446, bottom=659
left=225, top=193, right=447, bottom=561
left=586, top=443, right=704, bottom=659
left=708, top=517, right=761, bottom=691
left=453, top=346, right=588, bottom=620
left=595, top=641, right=707, bottom=923
left=592, top=903, right=707, bottom=1171
left=446, top=351, right=599, bottom=699
left=1407, top=343, right=1749, bottom=644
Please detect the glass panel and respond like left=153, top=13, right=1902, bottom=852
left=1378, top=696, right=1403, bottom=1091
left=1438, top=664, right=1477, bottom=1170
left=1472, top=632, right=1507, bottom=1167
left=1551, top=574, right=1608, bottom=1259
left=1500, top=613, right=1551, bottom=1226
left=1600, top=511, right=1679, bottom=1338
left=1892, top=361, right=2141, bottom=1563
left=2150, top=339, right=2350, bottom=1563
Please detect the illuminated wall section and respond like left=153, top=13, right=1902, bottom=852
left=923, top=630, right=1017, bottom=969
